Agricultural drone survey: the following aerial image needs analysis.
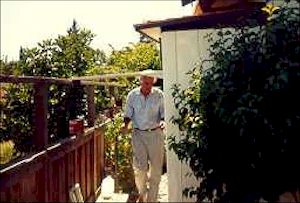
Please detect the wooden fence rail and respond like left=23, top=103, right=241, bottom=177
left=0, top=126, right=105, bottom=202
left=0, top=74, right=108, bottom=202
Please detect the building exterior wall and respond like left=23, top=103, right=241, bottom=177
left=161, top=28, right=214, bottom=202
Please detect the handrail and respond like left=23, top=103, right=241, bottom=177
left=0, top=122, right=109, bottom=174
left=0, top=127, right=94, bottom=174
left=0, top=74, right=72, bottom=84
left=71, top=70, right=163, bottom=80
left=0, top=74, right=126, bottom=87
left=0, top=126, right=105, bottom=202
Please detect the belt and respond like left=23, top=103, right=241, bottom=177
left=134, top=127, right=160, bottom=132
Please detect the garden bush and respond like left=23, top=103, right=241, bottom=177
left=104, top=113, right=136, bottom=193
left=169, top=1, right=300, bottom=202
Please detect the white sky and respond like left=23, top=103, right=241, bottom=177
left=1, top=0, right=193, bottom=61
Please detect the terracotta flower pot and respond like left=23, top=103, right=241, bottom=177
left=69, top=118, right=84, bottom=135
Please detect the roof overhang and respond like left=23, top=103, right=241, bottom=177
left=134, top=7, right=267, bottom=42
left=135, top=27, right=161, bottom=42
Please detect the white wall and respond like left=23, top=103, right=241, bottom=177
left=161, top=28, right=214, bottom=202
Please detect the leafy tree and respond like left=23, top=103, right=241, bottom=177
left=20, top=19, right=106, bottom=77
left=1, top=20, right=107, bottom=149
left=107, top=42, right=160, bottom=72
left=1, top=58, right=33, bottom=154
left=0, top=58, right=21, bottom=75
left=169, top=1, right=300, bottom=202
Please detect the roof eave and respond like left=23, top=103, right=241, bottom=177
left=134, top=26, right=161, bottom=43
left=134, top=8, right=267, bottom=42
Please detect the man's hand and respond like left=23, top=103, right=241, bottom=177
left=120, top=124, right=129, bottom=134
left=121, top=117, right=131, bottom=134
left=159, top=121, right=166, bottom=130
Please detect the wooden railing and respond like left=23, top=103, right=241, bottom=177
left=0, top=126, right=105, bottom=202
left=0, top=75, right=110, bottom=202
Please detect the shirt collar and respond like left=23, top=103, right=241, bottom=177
left=138, top=87, right=154, bottom=96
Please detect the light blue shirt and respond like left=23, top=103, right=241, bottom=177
left=124, top=87, right=164, bottom=130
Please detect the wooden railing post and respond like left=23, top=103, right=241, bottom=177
left=86, top=85, right=95, bottom=127
left=69, top=80, right=83, bottom=120
left=33, top=81, right=48, bottom=150
left=91, top=131, right=97, bottom=200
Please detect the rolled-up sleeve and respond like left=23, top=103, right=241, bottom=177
left=124, top=93, right=133, bottom=119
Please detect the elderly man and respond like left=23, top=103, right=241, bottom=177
left=121, top=70, right=165, bottom=202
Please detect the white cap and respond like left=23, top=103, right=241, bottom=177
left=139, top=69, right=163, bottom=79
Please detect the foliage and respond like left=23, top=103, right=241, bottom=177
left=0, top=83, right=33, bottom=151
left=169, top=1, right=300, bottom=202
left=107, top=42, right=160, bottom=72
left=104, top=113, right=135, bottom=193
left=19, top=20, right=106, bottom=77
left=0, top=58, right=22, bottom=75
left=1, top=20, right=106, bottom=149
left=19, top=20, right=106, bottom=127
left=0, top=140, right=16, bottom=165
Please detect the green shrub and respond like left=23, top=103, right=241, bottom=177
left=105, top=113, right=135, bottom=193
left=169, top=1, right=300, bottom=202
